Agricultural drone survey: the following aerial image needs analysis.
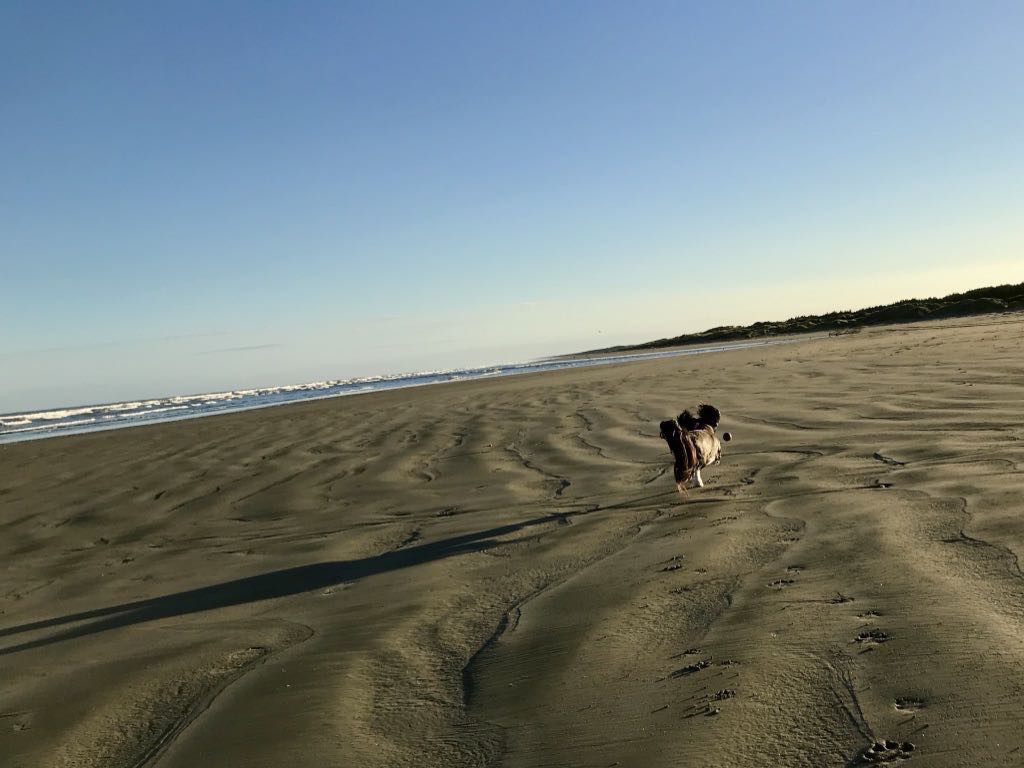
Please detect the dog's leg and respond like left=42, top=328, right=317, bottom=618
left=692, top=468, right=704, bottom=488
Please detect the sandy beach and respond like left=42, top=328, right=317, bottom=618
left=2, top=314, right=1023, bottom=767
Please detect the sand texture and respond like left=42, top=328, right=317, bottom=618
left=2, top=315, right=1023, bottom=767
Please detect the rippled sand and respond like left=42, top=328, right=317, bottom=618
left=2, top=314, right=1023, bottom=767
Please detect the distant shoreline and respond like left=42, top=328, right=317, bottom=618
left=0, top=336, right=808, bottom=445
left=580, top=281, right=1023, bottom=355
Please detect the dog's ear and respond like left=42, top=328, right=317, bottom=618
left=697, top=403, right=721, bottom=429
left=659, top=420, right=678, bottom=441
left=678, top=410, right=700, bottom=431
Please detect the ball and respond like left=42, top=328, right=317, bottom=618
left=722, top=431, right=732, bottom=442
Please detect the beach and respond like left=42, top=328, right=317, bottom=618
left=2, top=313, right=1023, bottom=767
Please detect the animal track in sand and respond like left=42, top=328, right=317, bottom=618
left=873, top=452, right=907, bottom=467
left=894, top=697, right=925, bottom=711
left=768, top=579, right=795, bottom=589
left=786, top=565, right=804, bottom=574
left=681, top=702, right=721, bottom=718
left=395, top=529, right=422, bottom=549
left=671, top=659, right=712, bottom=677
left=858, top=739, right=915, bottom=763
left=644, top=466, right=669, bottom=485
left=854, top=628, right=891, bottom=644
left=858, top=610, right=882, bottom=619
left=826, top=593, right=855, bottom=604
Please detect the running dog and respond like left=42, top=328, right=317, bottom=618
left=659, top=403, right=732, bottom=492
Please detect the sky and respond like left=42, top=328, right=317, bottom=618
left=2, top=1, right=1022, bottom=413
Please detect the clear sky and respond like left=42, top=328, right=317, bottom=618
left=2, top=1, right=1022, bottom=413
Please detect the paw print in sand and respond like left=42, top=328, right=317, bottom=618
left=859, top=740, right=914, bottom=762
left=894, top=697, right=925, bottom=712
left=671, top=659, right=712, bottom=677
left=854, top=628, right=890, bottom=644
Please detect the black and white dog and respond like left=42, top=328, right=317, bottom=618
left=659, top=404, right=731, bottom=492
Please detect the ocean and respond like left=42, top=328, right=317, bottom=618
left=0, top=338, right=805, bottom=443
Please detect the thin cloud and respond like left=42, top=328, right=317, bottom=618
left=200, top=344, right=285, bottom=355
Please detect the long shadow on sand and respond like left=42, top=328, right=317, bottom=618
left=0, top=504, right=628, bottom=656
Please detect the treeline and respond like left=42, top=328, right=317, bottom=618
left=591, top=281, right=1024, bottom=353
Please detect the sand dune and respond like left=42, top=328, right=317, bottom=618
left=2, top=314, right=1024, bottom=767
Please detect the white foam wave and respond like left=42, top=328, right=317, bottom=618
left=0, top=337, right=812, bottom=443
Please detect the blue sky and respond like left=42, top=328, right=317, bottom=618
left=2, top=1, right=1022, bottom=412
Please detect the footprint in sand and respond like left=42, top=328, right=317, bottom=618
left=858, top=739, right=915, bottom=762
left=858, top=610, right=883, bottom=619
left=854, top=628, right=891, bottom=645
left=894, top=697, right=925, bottom=711
left=671, top=659, right=712, bottom=677
left=711, top=515, right=739, bottom=526
left=768, top=578, right=795, bottom=589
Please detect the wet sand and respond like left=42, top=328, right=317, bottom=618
left=2, top=314, right=1023, bottom=767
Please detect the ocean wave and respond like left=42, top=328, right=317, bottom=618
left=0, top=337, right=810, bottom=443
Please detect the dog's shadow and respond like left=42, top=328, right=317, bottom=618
left=0, top=505, right=624, bottom=656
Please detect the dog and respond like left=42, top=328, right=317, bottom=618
left=659, top=403, right=731, bottom=492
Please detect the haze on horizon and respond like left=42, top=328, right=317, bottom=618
left=3, top=2, right=1022, bottom=413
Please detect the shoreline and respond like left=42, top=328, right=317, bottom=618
left=0, top=335, right=814, bottom=445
